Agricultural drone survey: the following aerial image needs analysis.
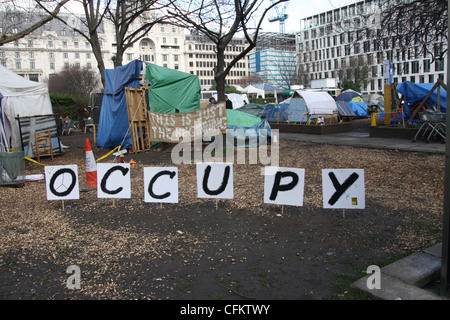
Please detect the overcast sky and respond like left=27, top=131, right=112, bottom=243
left=259, top=0, right=358, bottom=33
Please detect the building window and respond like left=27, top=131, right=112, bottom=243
left=50, top=62, right=55, bottom=70
left=127, top=53, right=133, bottom=61
left=87, top=63, right=92, bottom=69
left=61, top=30, right=66, bottom=36
left=29, top=74, right=39, bottom=82
left=411, top=61, right=419, bottom=74
left=435, top=58, right=445, bottom=72
left=86, top=53, right=91, bottom=59
left=162, top=54, right=168, bottom=62
left=75, top=53, right=80, bottom=59
left=63, top=53, right=68, bottom=59
left=424, top=60, right=430, bottom=73
left=15, top=61, right=21, bottom=69
left=30, top=61, right=35, bottom=69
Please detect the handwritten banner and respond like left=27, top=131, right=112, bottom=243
left=148, top=103, right=228, bottom=142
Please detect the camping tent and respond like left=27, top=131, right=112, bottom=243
left=349, top=102, right=368, bottom=117
left=241, top=83, right=281, bottom=100
left=286, top=90, right=338, bottom=122
left=397, top=81, right=447, bottom=114
left=0, top=65, right=54, bottom=153
left=97, top=60, right=143, bottom=149
left=259, top=104, right=288, bottom=122
left=226, top=109, right=272, bottom=148
left=335, top=90, right=364, bottom=103
left=234, top=103, right=265, bottom=117
left=212, top=93, right=248, bottom=109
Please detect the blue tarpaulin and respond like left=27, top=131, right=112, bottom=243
left=397, top=81, right=447, bottom=115
left=226, top=109, right=272, bottom=148
left=97, top=60, right=143, bottom=149
left=349, top=101, right=368, bottom=117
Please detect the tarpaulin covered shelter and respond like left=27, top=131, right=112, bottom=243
left=397, top=81, right=447, bottom=114
left=97, top=60, right=143, bottom=149
left=259, top=104, right=288, bottom=122
left=0, top=65, right=57, bottom=154
left=234, top=103, right=265, bottom=117
left=335, top=102, right=356, bottom=118
left=146, top=63, right=200, bottom=113
left=287, top=90, right=338, bottom=122
left=349, top=101, right=368, bottom=117
left=226, top=109, right=272, bottom=148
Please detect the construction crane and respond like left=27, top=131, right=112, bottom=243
left=268, top=0, right=290, bottom=33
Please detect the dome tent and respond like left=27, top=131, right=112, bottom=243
left=285, top=90, right=338, bottom=122
left=0, top=65, right=57, bottom=155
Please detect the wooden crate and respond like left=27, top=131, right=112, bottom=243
left=125, top=87, right=152, bottom=153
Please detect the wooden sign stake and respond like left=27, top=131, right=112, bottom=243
left=62, top=200, right=65, bottom=211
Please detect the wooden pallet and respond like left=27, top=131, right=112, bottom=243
left=125, top=87, right=152, bottom=153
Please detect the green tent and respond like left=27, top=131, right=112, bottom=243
left=145, top=63, right=201, bottom=113
left=226, top=109, right=262, bottom=127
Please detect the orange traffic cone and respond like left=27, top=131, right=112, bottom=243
left=272, top=130, right=279, bottom=145
left=81, top=138, right=97, bottom=191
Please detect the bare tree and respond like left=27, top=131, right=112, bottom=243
left=238, top=73, right=264, bottom=87
left=48, top=64, right=101, bottom=104
left=379, top=0, right=448, bottom=61
left=0, top=0, right=70, bottom=46
left=40, top=0, right=170, bottom=87
left=106, top=0, right=172, bottom=68
left=167, top=0, right=288, bottom=102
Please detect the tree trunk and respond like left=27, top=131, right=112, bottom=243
left=215, top=45, right=226, bottom=102
left=90, top=33, right=106, bottom=87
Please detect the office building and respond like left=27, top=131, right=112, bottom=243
left=296, top=0, right=447, bottom=94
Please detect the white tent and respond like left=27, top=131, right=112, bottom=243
left=292, top=90, right=338, bottom=115
left=241, top=83, right=282, bottom=101
left=280, top=90, right=338, bottom=122
left=212, top=93, right=249, bottom=109
left=0, top=65, right=53, bottom=152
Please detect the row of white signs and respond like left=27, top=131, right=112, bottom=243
left=45, top=163, right=365, bottom=209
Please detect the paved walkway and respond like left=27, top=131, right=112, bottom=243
left=280, top=123, right=445, bottom=154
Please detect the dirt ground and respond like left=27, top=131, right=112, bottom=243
left=0, top=130, right=445, bottom=300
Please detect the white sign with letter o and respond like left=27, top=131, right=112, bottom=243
left=45, top=165, right=80, bottom=200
